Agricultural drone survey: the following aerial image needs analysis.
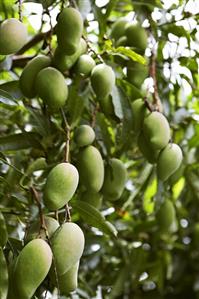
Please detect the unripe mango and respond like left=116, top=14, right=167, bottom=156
left=102, top=158, right=127, bottom=201
left=143, top=111, right=171, bottom=150
left=53, top=38, right=87, bottom=72
left=99, top=95, right=115, bottom=118
left=127, top=61, right=148, bottom=88
left=14, top=239, right=52, bottom=299
left=20, top=55, right=51, bottom=98
left=25, top=216, right=59, bottom=243
left=80, top=190, right=103, bottom=209
left=110, top=18, right=128, bottom=41
left=131, top=98, right=147, bottom=133
left=156, top=199, right=177, bottom=234
left=75, top=54, right=96, bottom=75
left=74, top=125, right=95, bottom=147
left=51, top=222, right=84, bottom=275
left=157, top=143, right=183, bottom=182
left=137, top=133, right=159, bottom=164
left=77, top=145, right=104, bottom=192
left=125, top=24, right=147, bottom=54
left=57, top=7, right=83, bottom=55
left=59, top=261, right=79, bottom=295
left=0, top=18, right=27, bottom=55
left=44, top=162, right=79, bottom=210
left=91, top=64, right=115, bottom=99
left=35, top=67, right=68, bottom=109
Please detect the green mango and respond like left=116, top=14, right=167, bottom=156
left=143, top=111, right=171, bottom=150
left=157, top=143, right=183, bottom=182
left=169, top=163, right=184, bottom=185
left=52, top=38, right=87, bottom=72
left=14, top=239, right=52, bottom=299
left=59, top=261, right=79, bottom=295
left=75, top=54, right=96, bottom=75
left=0, top=18, right=27, bottom=55
left=0, top=212, right=8, bottom=247
left=91, top=64, right=115, bottom=99
left=127, top=60, right=148, bottom=88
left=57, top=7, right=83, bottom=55
left=137, top=133, right=159, bottom=164
left=131, top=98, right=148, bottom=133
left=35, top=67, right=68, bottom=109
left=20, top=55, right=51, bottom=98
left=50, top=222, right=84, bottom=275
left=80, top=190, right=103, bottom=209
left=25, top=216, right=59, bottom=243
left=74, top=124, right=95, bottom=147
left=99, top=95, right=115, bottom=119
left=44, top=162, right=79, bottom=210
left=110, top=18, right=128, bottom=41
left=156, top=199, right=177, bottom=234
left=0, top=248, right=8, bottom=299
left=77, top=145, right=104, bottom=192
left=102, top=158, right=127, bottom=201
left=125, top=24, right=147, bottom=54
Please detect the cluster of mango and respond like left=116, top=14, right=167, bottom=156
left=132, top=99, right=183, bottom=182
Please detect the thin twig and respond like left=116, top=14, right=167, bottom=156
left=18, top=0, right=22, bottom=22
left=64, top=204, right=71, bottom=222
left=149, top=49, right=161, bottom=111
left=30, top=186, right=46, bottom=231
left=83, top=35, right=104, bottom=64
left=69, top=0, right=78, bottom=9
left=60, top=108, right=70, bottom=163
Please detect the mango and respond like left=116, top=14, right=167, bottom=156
left=125, top=24, right=147, bottom=54
left=110, top=18, right=128, bottom=41
left=35, top=67, right=68, bottom=109
left=137, top=133, right=159, bottom=164
left=102, top=158, right=127, bottom=201
left=0, top=18, right=27, bottom=55
left=74, top=124, right=95, bottom=147
left=99, top=95, right=115, bottom=119
left=91, top=64, right=115, bottom=99
left=77, top=145, right=104, bottom=192
left=0, top=212, right=8, bottom=247
left=157, top=143, right=183, bottom=182
left=52, top=38, right=87, bottom=72
left=127, top=60, right=148, bottom=88
left=14, top=239, right=52, bottom=299
left=50, top=222, right=84, bottom=275
left=44, top=162, right=79, bottom=210
left=75, top=54, right=96, bottom=75
left=59, top=261, right=79, bottom=295
left=57, top=7, right=83, bottom=55
left=25, top=216, right=59, bottom=243
left=80, top=190, right=103, bottom=209
left=143, top=111, right=171, bottom=150
left=156, top=199, right=177, bottom=234
left=20, top=55, right=51, bottom=98
left=131, top=98, right=147, bottom=133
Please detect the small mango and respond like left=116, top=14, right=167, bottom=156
left=125, top=24, right=147, bottom=54
left=91, top=64, right=115, bottom=99
left=20, top=55, right=51, bottom=98
left=156, top=199, right=177, bottom=234
left=0, top=18, right=27, bottom=55
left=143, top=111, right=171, bottom=150
left=80, top=190, right=103, bottom=209
left=50, top=222, right=84, bottom=275
left=137, top=133, right=159, bottom=164
left=56, top=7, right=83, bottom=55
left=131, top=98, right=147, bottom=133
left=59, top=261, right=79, bottom=295
left=127, top=61, right=148, bottom=88
left=44, top=162, right=79, bottom=210
left=75, top=54, right=96, bottom=75
left=35, top=67, right=68, bottom=109
left=74, top=125, right=95, bottom=147
left=157, top=143, right=183, bottom=182
left=110, top=18, right=128, bottom=41
left=77, top=145, right=104, bottom=192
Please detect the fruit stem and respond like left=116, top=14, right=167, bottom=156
left=18, top=0, right=22, bottom=22
left=64, top=204, right=71, bottom=222
left=30, top=186, right=47, bottom=232
left=60, top=108, right=70, bottom=163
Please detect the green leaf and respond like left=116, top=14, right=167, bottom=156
left=0, top=212, right=8, bottom=247
left=72, top=201, right=117, bottom=237
left=0, top=132, right=42, bottom=151
left=0, top=248, right=8, bottom=299
left=67, top=84, right=85, bottom=129
left=0, top=89, right=18, bottom=106
left=0, top=81, right=23, bottom=99
left=111, top=85, right=124, bottom=120
left=107, top=45, right=146, bottom=65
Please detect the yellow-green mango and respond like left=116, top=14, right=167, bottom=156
left=74, top=124, right=95, bottom=147
left=59, top=261, right=79, bottom=295
left=25, top=216, right=59, bottom=243
left=50, top=222, right=84, bottom=275
left=0, top=212, right=8, bottom=247
left=131, top=98, right=148, bottom=133
left=143, top=111, right=171, bottom=150
left=127, top=60, right=148, bottom=88
left=91, top=64, right=115, bottom=99
left=110, top=18, right=128, bottom=41
left=137, top=133, right=159, bottom=164
left=125, top=24, right=147, bottom=54
left=157, top=143, right=183, bottom=182
left=20, top=55, right=51, bottom=98
left=102, top=158, right=127, bottom=200
left=80, top=190, right=103, bottom=209
left=75, top=54, right=96, bottom=75
left=14, top=239, right=52, bottom=299
left=35, top=67, right=68, bottom=109
left=44, top=162, right=79, bottom=210
left=156, top=199, right=177, bottom=234
left=77, top=145, right=104, bottom=192
left=57, top=7, right=83, bottom=55
left=52, top=38, right=87, bottom=72
left=0, top=18, right=27, bottom=55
